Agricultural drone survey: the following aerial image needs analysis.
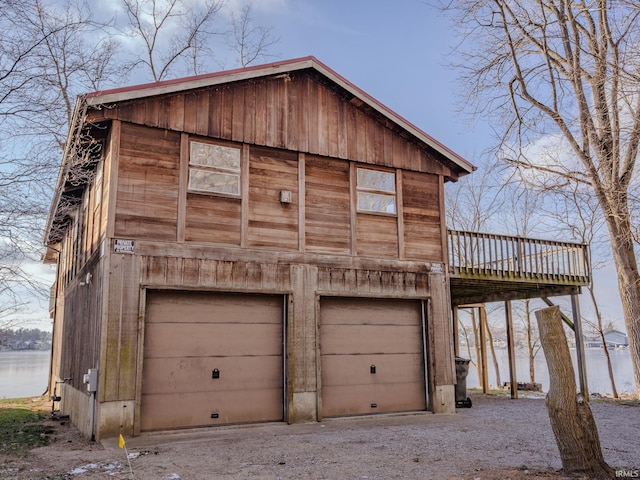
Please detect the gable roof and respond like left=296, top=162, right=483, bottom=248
left=84, top=56, right=475, bottom=175
left=45, top=56, right=475, bottom=246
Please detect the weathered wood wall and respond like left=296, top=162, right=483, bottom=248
left=88, top=71, right=453, bottom=178
left=58, top=255, right=103, bottom=393
left=108, top=122, right=444, bottom=262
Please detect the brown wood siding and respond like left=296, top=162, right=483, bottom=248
left=59, top=258, right=103, bottom=394
left=247, top=146, right=299, bottom=250
left=305, top=155, right=351, bottom=254
left=402, top=171, right=443, bottom=261
left=320, top=297, right=426, bottom=417
left=356, top=214, right=398, bottom=258
left=141, top=291, right=283, bottom=430
left=103, top=253, right=140, bottom=401
left=185, top=193, right=241, bottom=244
left=88, top=72, right=452, bottom=177
left=114, top=123, right=180, bottom=240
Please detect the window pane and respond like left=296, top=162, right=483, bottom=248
left=188, top=168, right=240, bottom=195
left=357, top=192, right=396, bottom=214
left=190, top=142, right=240, bottom=171
left=357, top=168, right=395, bottom=193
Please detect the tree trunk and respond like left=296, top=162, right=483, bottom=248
left=525, top=300, right=536, bottom=383
left=588, top=283, right=618, bottom=399
left=599, top=331, right=619, bottom=399
left=470, top=309, right=483, bottom=389
left=485, top=319, right=501, bottom=387
left=535, top=306, right=614, bottom=479
left=609, top=234, right=640, bottom=399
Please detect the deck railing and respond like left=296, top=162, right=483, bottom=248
left=448, top=229, right=590, bottom=283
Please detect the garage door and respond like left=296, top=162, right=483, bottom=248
left=141, top=291, right=284, bottom=431
left=320, top=297, right=426, bottom=417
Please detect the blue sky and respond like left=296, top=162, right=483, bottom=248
left=253, top=0, right=483, bottom=158
left=15, top=0, right=624, bottom=331
left=248, top=0, right=624, bottom=328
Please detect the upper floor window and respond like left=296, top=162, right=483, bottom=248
left=189, top=141, right=241, bottom=196
left=356, top=168, right=396, bottom=214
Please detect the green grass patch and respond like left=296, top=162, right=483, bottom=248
left=0, top=404, right=53, bottom=456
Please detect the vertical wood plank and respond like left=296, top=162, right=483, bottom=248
left=232, top=83, right=245, bottom=142
left=298, top=153, right=306, bottom=252
left=297, top=76, right=309, bottom=153
left=106, top=120, right=121, bottom=239
left=221, top=87, right=233, bottom=139
left=195, top=90, right=209, bottom=135
left=396, top=169, right=405, bottom=260
left=241, top=144, right=250, bottom=248
left=177, top=133, right=188, bottom=243
left=349, top=162, right=357, bottom=255
left=183, top=92, right=198, bottom=133
left=429, top=272, right=455, bottom=387
left=255, top=80, right=267, bottom=145
left=438, top=175, right=447, bottom=263
left=208, top=88, right=222, bottom=138
left=243, top=81, right=256, bottom=144
left=168, top=94, right=185, bottom=131
left=505, top=300, right=518, bottom=399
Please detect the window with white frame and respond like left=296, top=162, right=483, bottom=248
left=188, top=141, right=241, bottom=196
left=356, top=168, right=396, bottom=214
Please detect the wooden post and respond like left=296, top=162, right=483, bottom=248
left=505, top=300, right=518, bottom=399
left=479, top=305, right=489, bottom=393
left=535, top=306, right=613, bottom=478
left=571, top=293, right=589, bottom=400
left=452, top=305, right=459, bottom=357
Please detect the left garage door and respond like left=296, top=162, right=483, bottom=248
left=141, top=291, right=284, bottom=431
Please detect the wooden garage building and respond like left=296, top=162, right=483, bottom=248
left=44, top=57, right=475, bottom=439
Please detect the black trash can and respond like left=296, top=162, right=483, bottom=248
left=454, top=357, right=472, bottom=408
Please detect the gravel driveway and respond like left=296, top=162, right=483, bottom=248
left=5, top=393, right=640, bottom=479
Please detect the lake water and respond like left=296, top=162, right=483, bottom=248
left=0, top=347, right=636, bottom=399
left=462, top=346, right=636, bottom=395
left=0, top=350, right=51, bottom=399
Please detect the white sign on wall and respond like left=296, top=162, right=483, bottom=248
left=114, top=239, right=135, bottom=254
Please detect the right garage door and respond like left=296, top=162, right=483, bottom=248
left=319, top=297, right=427, bottom=417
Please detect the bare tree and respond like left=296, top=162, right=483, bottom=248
left=120, top=0, right=225, bottom=80
left=440, top=0, right=640, bottom=398
left=226, top=3, right=280, bottom=67
left=0, top=0, right=119, bottom=321
left=542, top=182, right=620, bottom=397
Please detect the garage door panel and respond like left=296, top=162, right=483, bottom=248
left=321, top=353, right=423, bottom=386
left=146, top=292, right=283, bottom=324
left=320, top=297, right=422, bottom=326
left=141, top=387, right=283, bottom=431
left=319, top=325, right=422, bottom=355
left=144, top=323, right=282, bottom=358
left=322, top=382, right=425, bottom=417
left=142, top=355, right=283, bottom=394
left=142, top=291, right=284, bottom=430
left=319, top=297, right=426, bottom=417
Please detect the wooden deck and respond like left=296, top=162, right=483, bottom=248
left=448, top=229, right=590, bottom=305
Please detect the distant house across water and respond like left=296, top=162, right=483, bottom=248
left=585, top=330, right=629, bottom=349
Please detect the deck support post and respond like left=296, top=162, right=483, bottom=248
left=479, top=305, right=489, bottom=393
left=452, top=305, right=459, bottom=357
left=571, top=293, right=589, bottom=400
left=505, top=300, right=518, bottom=399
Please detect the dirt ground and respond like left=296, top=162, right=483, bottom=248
left=1, top=392, right=639, bottom=480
